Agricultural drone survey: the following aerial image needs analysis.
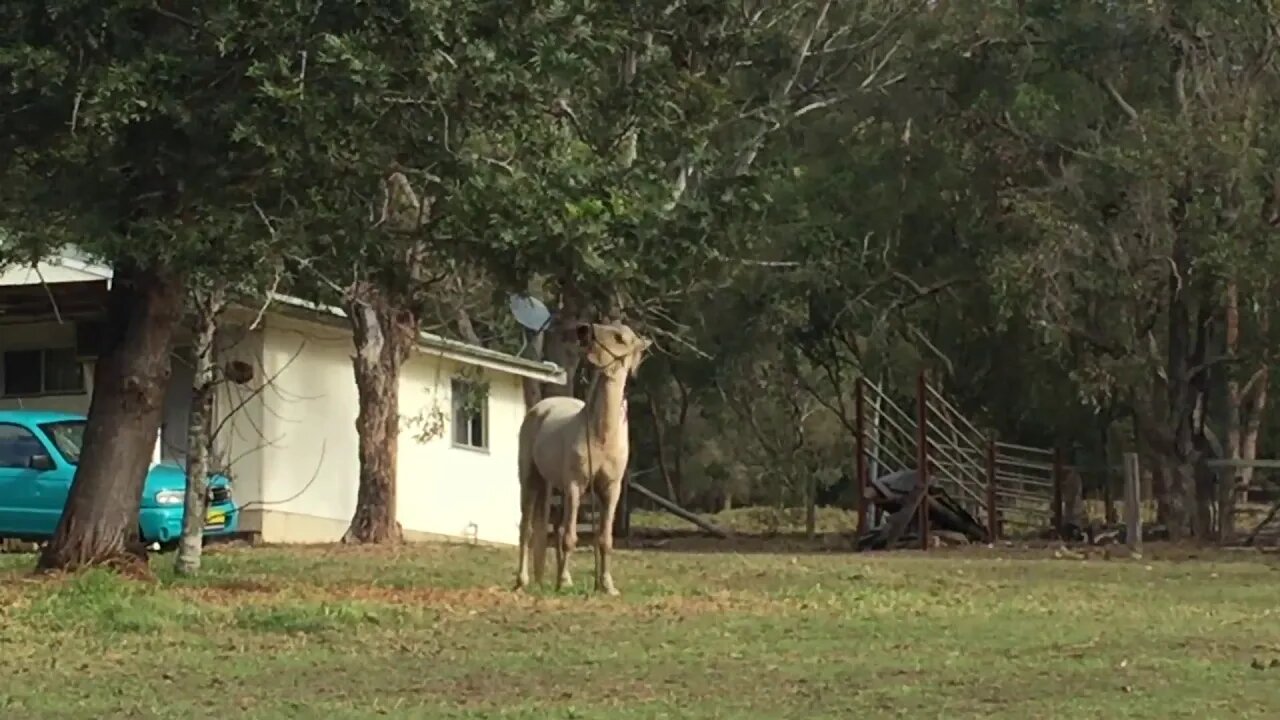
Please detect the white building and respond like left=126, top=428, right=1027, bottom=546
left=0, top=253, right=563, bottom=545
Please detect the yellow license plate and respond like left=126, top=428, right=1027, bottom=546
left=205, top=510, right=226, bottom=527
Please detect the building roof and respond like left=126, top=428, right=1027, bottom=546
left=0, top=252, right=565, bottom=384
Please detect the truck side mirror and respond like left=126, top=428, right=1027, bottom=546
left=28, top=454, right=55, bottom=472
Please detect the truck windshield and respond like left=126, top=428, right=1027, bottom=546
left=38, top=420, right=86, bottom=465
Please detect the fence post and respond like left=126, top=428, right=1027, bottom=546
left=985, top=438, right=998, bottom=543
left=1052, top=447, right=1065, bottom=536
left=855, top=378, right=869, bottom=539
left=915, top=370, right=931, bottom=551
left=1123, top=452, right=1142, bottom=554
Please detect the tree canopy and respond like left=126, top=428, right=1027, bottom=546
left=4, top=0, right=1280, bottom=562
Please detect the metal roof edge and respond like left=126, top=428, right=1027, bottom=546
left=257, top=293, right=566, bottom=384
left=38, top=250, right=566, bottom=384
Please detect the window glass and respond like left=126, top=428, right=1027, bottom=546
left=39, top=420, right=85, bottom=464
left=0, top=348, right=86, bottom=397
left=43, top=348, right=84, bottom=393
left=0, top=424, right=47, bottom=469
left=2, top=350, right=42, bottom=397
left=450, top=378, right=489, bottom=449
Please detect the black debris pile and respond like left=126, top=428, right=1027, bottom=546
left=855, top=470, right=989, bottom=551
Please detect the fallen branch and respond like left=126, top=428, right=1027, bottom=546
left=879, top=479, right=928, bottom=549
left=1245, top=499, right=1280, bottom=546
left=630, top=482, right=730, bottom=538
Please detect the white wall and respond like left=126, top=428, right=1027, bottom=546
left=255, top=313, right=525, bottom=545
left=209, top=319, right=268, bottom=532
left=397, top=352, right=525, bottom=546
left=256, top=316, right=360, bottom=540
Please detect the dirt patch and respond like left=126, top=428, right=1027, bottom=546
left=170, top=579, right=786, bottom=617
left=173, top=577, right=286, bottom=604
left=422, top=669, right=676, bottom=710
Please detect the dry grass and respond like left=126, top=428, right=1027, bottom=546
left=627, top=500, right=1280, bottom=541
left=0, top=538, right=1278, bottom=719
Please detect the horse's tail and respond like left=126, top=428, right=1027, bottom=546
left=530, top=478, right=551, bottom=584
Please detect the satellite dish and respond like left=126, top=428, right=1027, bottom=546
left=508, top=294, right=551, bottom=333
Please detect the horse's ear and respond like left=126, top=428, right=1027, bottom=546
left=574, top=323, right=593, bottom=347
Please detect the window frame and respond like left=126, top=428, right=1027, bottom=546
left=0, top=348, right=86, bottom=399
left=450, top=377, right=490, bottom=453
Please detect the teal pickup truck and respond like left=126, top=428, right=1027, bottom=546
left=0, top=410, right=238, bottom=548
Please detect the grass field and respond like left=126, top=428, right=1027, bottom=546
left=1, top=538, right=1278, bottom=719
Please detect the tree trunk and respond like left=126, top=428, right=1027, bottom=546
left=805, top=472, right=817, bottom=539
left=174, top=284, right=225, bottom=576
left=672, top=377, right=691, bottom=505
left=38, top=262, right=185, bottom=572
left=455, top=305, right=481, bottom=345
left=1236, top=367, right=1268, bottom=521
left=541, top=288, right=583, bottom=400
left=1150, top=461, right=1171, bottom=526
left=1102, top=422, right=1118, bottom=524
left=343, top=290, right=414, bottom=545
left=647, top=392, right=680, bottom=502
left=1220, top=284, right=1269, bottom=542
left=1157, top=232, right=1200, bottom=541
left=520, top=329, right=545, bottom=410
left=1064, top=468, right=1084, bottom=527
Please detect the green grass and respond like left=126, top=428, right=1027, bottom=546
left=1, top=540, right=1278, bottom=719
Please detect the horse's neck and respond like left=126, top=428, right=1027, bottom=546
left=586, top=373, right=627, bottom=443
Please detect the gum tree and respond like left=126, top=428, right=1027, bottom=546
left=0, top=1, right=418, bottom=568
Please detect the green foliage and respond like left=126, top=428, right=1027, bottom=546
left=8, top=0, right=1280, bottom=514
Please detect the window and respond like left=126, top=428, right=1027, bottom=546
left=0, top=424, right=48, bottom=469
left=39, top=420, right=85, bottom=465
left=451, top=378, right=489, bottom=450
left=1, top=348, right=85, bottom=397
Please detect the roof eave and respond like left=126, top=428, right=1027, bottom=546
left=38, top=251, right=564, bottom=384
left=244, top=293, right=567, bottom=385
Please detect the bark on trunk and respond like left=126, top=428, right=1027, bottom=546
left=805, top=473, right=817, bottom=539
left=1150, top=461, right=1171, bottom=526
left=1064, top=468, right=1084, bottom=527
left=672, top=377, right=691, bottom=505
left=1103, top=423, right=1118, bottom=524
left=1220, top=281, right=1242, bottom=541
left=174, top=285, right=224, bottom=576
left=343, top=290, right=414, bottom=545
left=38, top=263, right=185, bottom=572
left=541, top=289, right=583, bottom=400
left=520, top=329, right=545, bottom=410
left=1237, top=368, right=1267, bottom=499
left=648, top=393, right=680, bottom=502
left=1156, top=231, right=1199, bottom=540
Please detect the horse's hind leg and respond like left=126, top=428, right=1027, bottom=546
left=514, top=467, right=541, bottom=591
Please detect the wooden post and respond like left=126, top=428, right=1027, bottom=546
left=855, top=378, right=869, bottom=538
left=1052, top=447, right=1065, bottom=536
left=915, top=370, right=931, bottom=551
left=985, top=438, right=999, bottom=543
left=1123, top=452, right=1142, bottom=554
